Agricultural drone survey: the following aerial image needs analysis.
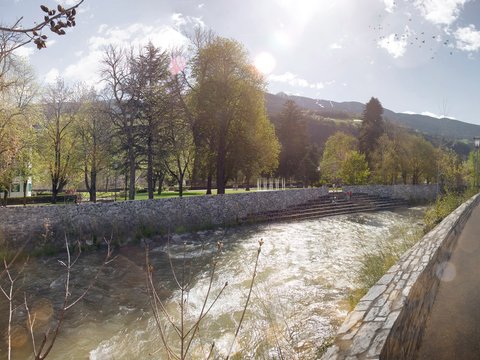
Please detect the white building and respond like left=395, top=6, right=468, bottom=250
left=8, top=176, right=33, bottom=198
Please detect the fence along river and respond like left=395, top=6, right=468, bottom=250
left=0, top=207, right=424, bottom=359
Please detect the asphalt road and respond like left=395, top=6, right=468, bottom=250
left=417, top=203, right=480, bottom=360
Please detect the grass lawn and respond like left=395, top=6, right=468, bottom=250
left=95, top=188, right=257, bottom=201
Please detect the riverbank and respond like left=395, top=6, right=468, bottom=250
left=0, top=185, right=436, bottom=254
left=0, top=208, right=425, bottom=359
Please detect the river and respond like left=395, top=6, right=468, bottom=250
left=0, top=207, right=425, bottom=360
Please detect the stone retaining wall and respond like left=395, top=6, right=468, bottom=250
left=0, top=185, right=439, bottom=253
left=343, top=184, right=437, bottom=202
left=323, top=194, right=480, bottom=359
left=0, top=188, right=329, bottom=251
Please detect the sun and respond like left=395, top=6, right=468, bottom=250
left=254, top=52, right=277, bottom=74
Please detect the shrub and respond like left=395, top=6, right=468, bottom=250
left=423, top=188, right=477, bottom=233
left=348, top=226, right=421, bottom=309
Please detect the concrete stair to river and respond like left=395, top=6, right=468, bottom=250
left=241, top=192, right=408, bottom=224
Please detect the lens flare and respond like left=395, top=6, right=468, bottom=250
left=254, top=52, right=276, bottom=74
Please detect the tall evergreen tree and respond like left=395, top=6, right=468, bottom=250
left=276, top=100, right=307, bottom=181
left=359, top=97, right=384, bottom=165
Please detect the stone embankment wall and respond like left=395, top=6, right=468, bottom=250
left=343, top=184, right=437, bottom=202
left=0, top=185, right=438, bottom=252
left=0, top=188, right=330, bottom=251
left=323, top=194, right=480, bottom=359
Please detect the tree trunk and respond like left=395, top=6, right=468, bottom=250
left=178, top=174, right=184, bottom=197
left=90, top=168, right=97, bottom=203
left=23, top=180, right=27, bottom=207
left=51, top=179, right=58, bottom=204
left=3, top=190, right=7, bottom=207
left=84, top=163, right=91, bottom=194
left=147, top=135, right=154, bottom=200
left=216, top=135, right=227, bottom=195
left=206, top=172, right=212, bottom=195
left=156, top=172, right=164, bottom=195
left=245, top=175, right=251, bottom=191
left=124, top=172, right=128, bottom=201
left=128, top=147, right=136, bottom=200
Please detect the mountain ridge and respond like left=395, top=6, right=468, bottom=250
left=265, top=92, right=480, bottom=142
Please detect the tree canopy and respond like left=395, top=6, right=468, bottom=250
left=359, top=97, right=384, bottom=165
left=191, top=36, right=279, bottom=194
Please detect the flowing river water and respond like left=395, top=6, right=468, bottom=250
left=1, top=207, right=425, bottom=359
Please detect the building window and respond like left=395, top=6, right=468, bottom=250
left=28, top=183, right=32, bottom=192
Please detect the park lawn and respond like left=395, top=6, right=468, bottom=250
left=95, top=188, right=255, bottom=201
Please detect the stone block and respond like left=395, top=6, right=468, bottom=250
left=338, top=311, right=366, bottom=334
left=350, top=321, right=382, bottom=355
left=362, top=285, right=386, bottom=302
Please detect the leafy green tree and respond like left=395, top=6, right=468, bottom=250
left=371, top=132, right=403, bottom=184
left=465, top=150, right=478, bottom=188
left=404, top=135, right=436, bottom=184
left=37, top=77, right=81, bottom=203
left=276, top=100, right=307, bottom=181
left=437, top=148, right=465, bottom=191
left=130, top=42, right=171, bottom=199
left=75, top=87, right=112, bottom=203
left=230, top=95, right=280, bottom=190
left=320, top=132, right=358, bottom=184
left=162, top=75, right=195, bottom=197
left=101, top=46, right=142, bottom=200
left=359, top=97, right=384, bottom=165
left=298, top=144, right=320, bottom=187
left=191, top=36, right=276, bottom=194
left=0, top=58, right=37, bottom=190
left=341, top=151, right=370, bottom=185
left=0, top=58, right=37, bottom=206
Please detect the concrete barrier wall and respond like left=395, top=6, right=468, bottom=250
left=323, top=194, right=480, bottom=359
left=0, top=188, right=330, bottom=251
left=343, top=184, right=438, bottom=201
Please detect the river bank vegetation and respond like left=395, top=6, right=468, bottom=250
left=348, top=186, right=477, bottom=309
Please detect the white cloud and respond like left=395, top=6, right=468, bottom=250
left=329, top=42, right=342, bottom=50
left=13, top=45, right=34, bottom=58
left=46, top=39, right=57, bottom=48
left=171, top=13, right=204, bottom=30
left=268, top=72, right=325, bottom=89
left=383, top=0, right=396, bottom=13
left=55, top=0, right=78, bottom=6
left=414, top=0, right=468, bottom=26
left=378, top=32, right=408, bottom=58
left=98, top=24, right=109, bottom=34
left=455, top=25, right=480, bottom=51
left=44, top=68, right=60, bottom=84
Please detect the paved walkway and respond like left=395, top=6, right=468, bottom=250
left=417, top=203, right=480, bottom=359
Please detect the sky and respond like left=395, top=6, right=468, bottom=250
left=2, top=0, right=480, bottom=125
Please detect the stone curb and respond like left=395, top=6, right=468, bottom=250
left=323, top=193, right=480, bottom=359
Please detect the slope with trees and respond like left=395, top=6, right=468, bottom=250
left=275, top=100, right=308, bottom=182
